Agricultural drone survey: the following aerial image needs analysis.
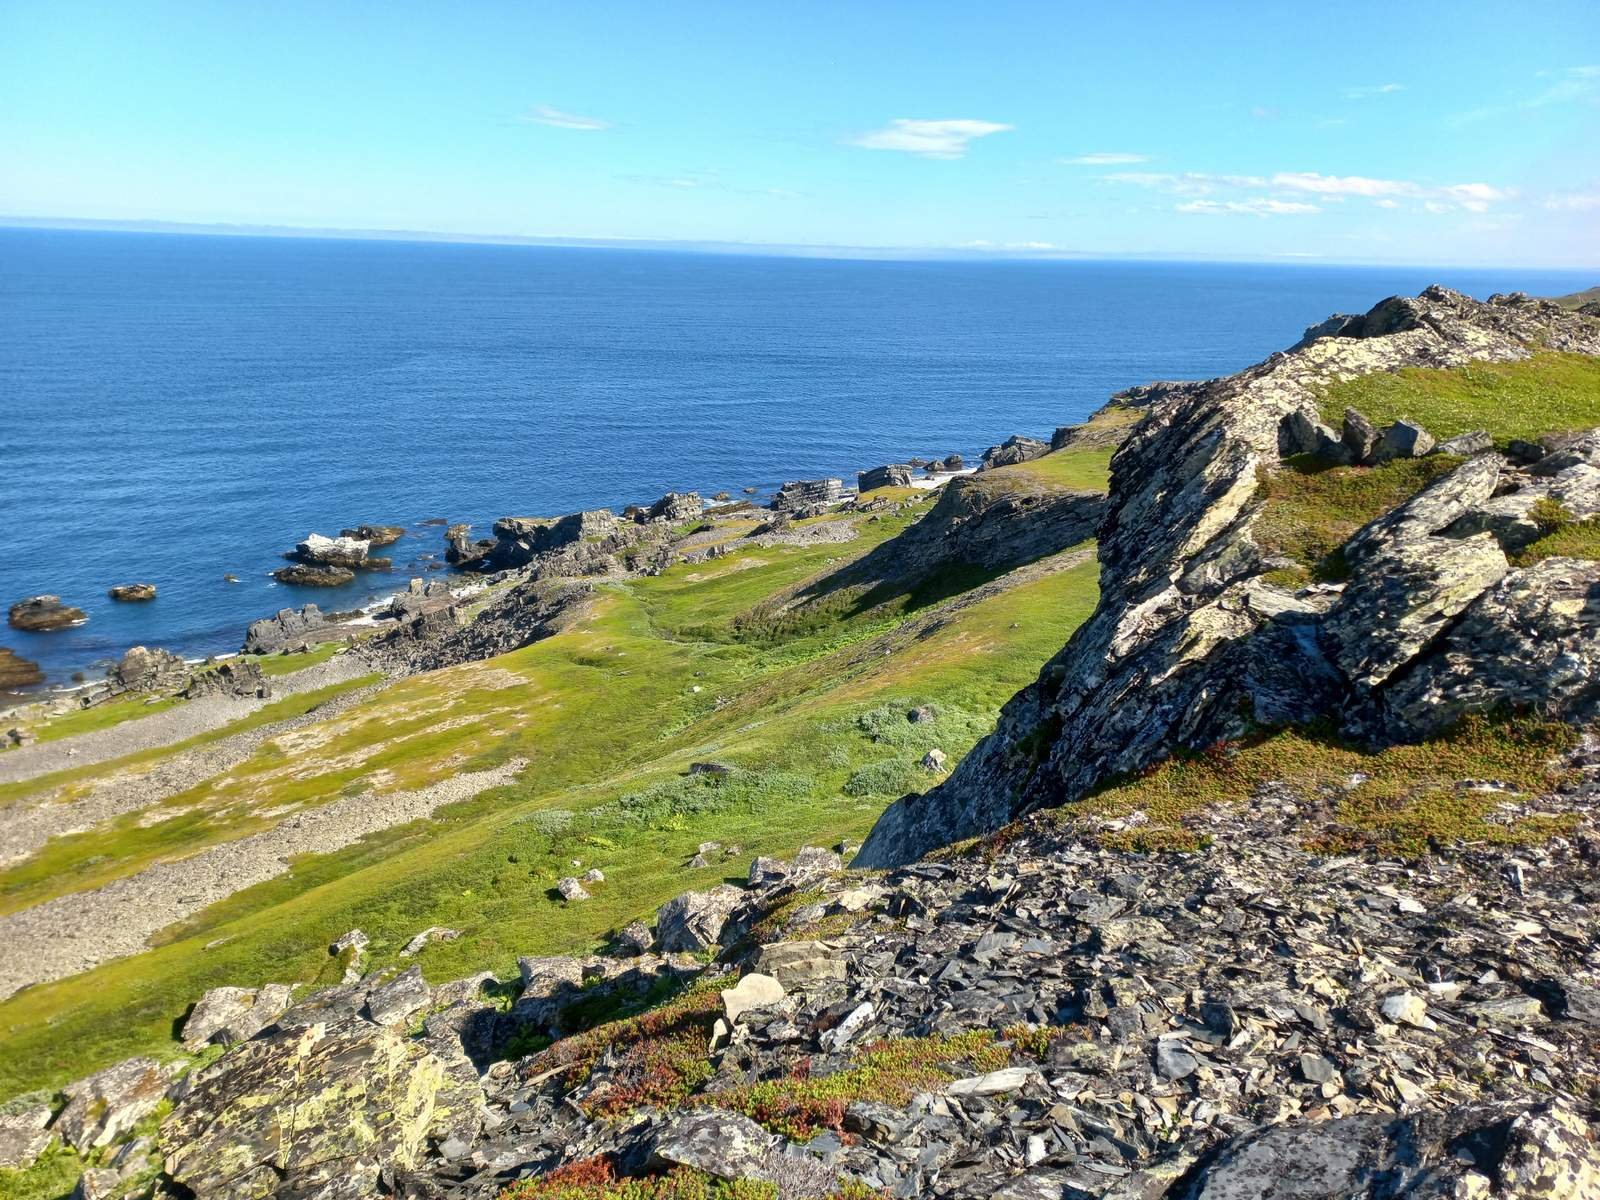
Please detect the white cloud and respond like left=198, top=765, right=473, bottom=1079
left=1103, top=166, right=1516, bottom=215
left=1544, top=189, right=1600, bottom=211
left=1373, top=199, right=1401, bottom=210
left=848, top=118, right=1013, bottom=159
left=520, top=105, right=613, bottom=131
left=1103, top=171, right=1265, bottom=195
left=1343, top=83, right=1405, bottom=99
left=1063, top=152, right=1150, bottom=165
left=1177, top=198, right=1321, bottom=216
left=1271, top=172, right=1416, bottom=197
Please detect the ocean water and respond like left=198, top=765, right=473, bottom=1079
left=1, top=227, right=1591, bottom=688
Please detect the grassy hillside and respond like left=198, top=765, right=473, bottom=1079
left=0, top=466, right=1105, bottom=1099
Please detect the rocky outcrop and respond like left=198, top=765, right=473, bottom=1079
left=781, top=467, right=1104, bottom=622
left=0, top=647, right=44, bottom=691
left=773, top=478, right=844, bottom=516
left=181, top=658, right=270, bottom=700
left=55, top=1057, right=172, bottom=1151
left=859, top=286, right=1600, bottom=868
left=978, top=435, right=1048, bottom=470
left=364, top=578, right=594, bottom=673
left=161, top=1020, right=483, bottom=1199
left=641, top=492, right=703, bottom=524
left=859, top=464, right=915, bottom=492
left=243, top=603, right=343, bottom=654
left=445, top=523, right=495, bottom=569
left=107, top=583, right=157, bottom=602
left=341, top=524, right=405, bottom=547
left=272, top=563, right=355, bottom=587
left=181, top=984, right=294, bottom=1049
left=110, top=645, right=190, bottom=694
left=8, top=595, right=86, bottom=631
left=289, top=533, right=371, bottom=569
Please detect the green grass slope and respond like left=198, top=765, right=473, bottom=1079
left=0, top=490, right=1101, bottom=1099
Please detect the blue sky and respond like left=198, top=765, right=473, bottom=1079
left=2, top=0, right=1597, bottom=265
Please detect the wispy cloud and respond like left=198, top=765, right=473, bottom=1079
left=847, top=118, right=1013, bottom=159
left=1062, top=152, right=1149, bottom=165
left=1343, top=83, right=1404, bottom=99
left=1544, top=189, right=1600, bottom=211
left=520, top=105, right=613, bottom=131
left=1103, top=171, right=1266, bottom=195
left=1456, top=66, right=1600, bottom=122
left=1177, top=198, right=1321, bottom=216
left=1103, top=168, right=1515, bottom=215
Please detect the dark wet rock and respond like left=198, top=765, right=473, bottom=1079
left=0, top=647, right=43, bottom=691
left=979, top=435, right=1049, bottom=471
left=161, top=1021, right=482, bottom=1199
left=859, top=464, right=915, bottom=492
left=341, top=524, right=405, bottom=547
left=107, top=583, right=157, bottom=602
left=55, top=1057, right=172, bottom=1151
left=273, top=563, right=356, bottom=587
left=8, top=595, right=86, bottom=631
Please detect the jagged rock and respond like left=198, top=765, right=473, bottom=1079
left=340, top=524, right=404, bottom=547
left=1385, top=557, right=1600, bottom=733
left=445, top=523, right=495, bottom=569
left=0, top=1102, right=54, bottom=1170
left=922, top=748, right=948, bottom=771
left=110, top=645, right=189, bottom=694
left=1280, top=409, right=1350, bottom=464
left=650, top=1109, right=837, bottom=1196
left=8, top=595, right=86, bottom=631
left=400, top=926, right=461, bottom=957
left=755, top=940, right=846, bottom=989
left=1341, top=407, right=1380, bottom=463
left=1176, top=1102, right=1600, bottom=1200
left=1322, top=533, right=1508, bottom=692
left=613, top=921, right=655, bottom=956
left=747, top=847, right=843, bottom=891
left=273, top=563, right=355, bottom=587
left=556, top=876, right=591, bottom=901
left=161, top=1021, right=482, bottom=1199
left=366, top=966, right=432, bottom=1026
left=107, top=583, right=156, bottom=602
left=1374, top=418, right=1437, bottom=462
left=945, top=1066, right=1038, bottom=1095
left=656, top=884, right=745, bottom=952
left=859, top=464, right=914, bottom=492
left=773, top=479, right=843, bottom=515
left=1438, top=429, right=1495, bottom=456
left=243, top=603, right=330, bottom=654
left=0, top=647, right=43, bottom=690
left=364, top=578, right=592, bottom=673
left=941, top=453, right=964, bottom=471
left=6, top=726, right=35, bottom=747
left=332, top=928, right=370, bottom=956
left=689, top=761, right=732, bottom=778
left=1450, top=460, right=1600, bottom=551
left=181, top=658, right=270, bottom=700
left=979, top=435, right=1048, bottom=470
left=181, top=984, right=293, bottom=1049
left=54, top=1057, right=171, bottom=1151
left=291, top=533, right=371, bottom=569
left=642, top=492, right=702, bottom=523
left=858, top=286, right=1600, bottom=867
left=720, top=972, right=785, bottom=1024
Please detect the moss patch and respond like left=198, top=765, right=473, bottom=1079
left=1316, top=351, right=1600, bottom=444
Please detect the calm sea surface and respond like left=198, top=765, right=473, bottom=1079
left=1, top=227, right=1590, bottom=686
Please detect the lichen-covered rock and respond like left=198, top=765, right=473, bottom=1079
left=649, top=1109, right=837, bottom=1196
left=55, top=1057, right=171, bottom=1151
left=656, top=884, right=745, bottom=952
left=182, top=983, right=293, bottom=1049
left=365, top=965, right=432, bottom=1027
left=160, top=1021, right=482, bottom=1199
left=1384, top=557, right=1600, bottom=734
left=858, top=287, right=1600, bottom=867
left=0, top=1101, right=53, bottom=1170
left=181, top=658, right=270, bottom=700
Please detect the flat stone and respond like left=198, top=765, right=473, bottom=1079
left=721, top=973, right=786, bottom=1025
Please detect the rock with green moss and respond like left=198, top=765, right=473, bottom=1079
left=55, top=1057, right=172, bottom=1152
left=0, top=1098, right=54, bottom=1169
left=160, top=1020, right=482, bottom=1199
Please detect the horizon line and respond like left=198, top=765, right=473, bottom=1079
left=1, top=214, right=1595, bottom=273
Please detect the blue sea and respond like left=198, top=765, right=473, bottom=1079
left=1, top=227, right=1591, bottom=688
